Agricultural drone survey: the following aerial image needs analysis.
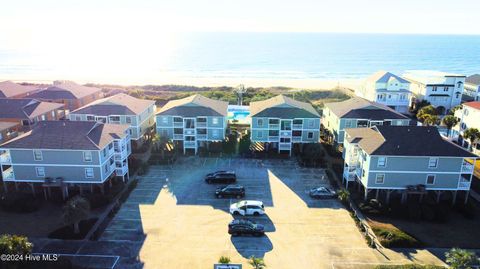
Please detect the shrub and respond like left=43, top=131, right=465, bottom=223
left=0, top=193, right=41, bottom=213
left=445, top=247, right=479, bottom=269
left=0, top=234, right=33, bottom=255
left=218, top=256, right=231, bottom=264
left=374, top=265, right=446, bottom=269
left=372, top=227, right=422, bottom=248
left=337, top=189, right=350, bottom=204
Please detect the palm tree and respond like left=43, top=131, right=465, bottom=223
left=463, top=128, right=480, bottom=151
left=417, top=105, right=437, bottom=122
left=422, top=114, right=440, bottom=126
left=442, top=115, right=459, bottom=137
left=445, top=248, right=478, bottom=269
left=63, top=196, right=90, bottom=234
left=249, top=256, right=266, bottom=269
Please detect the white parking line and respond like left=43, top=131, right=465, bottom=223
left=33, top=253, right=120, bottom=269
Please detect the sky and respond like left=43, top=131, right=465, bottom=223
left=0, top=0, right=479, bottom=84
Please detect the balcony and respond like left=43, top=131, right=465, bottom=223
left=280, top=131, right=291, bottom=137
left=292, top=136, right=302, bottom=142
left=184, top=128, right=195, bottom=136
left=268, top=124, right=279, bottom=129
left=343, top=168, right=356, bottom=181
left=173, top=122, right=183, bottom=127
left=0, top=152, right=11, bottom=163
left=292, top=124, right=303, bottom=129
left=458, top=180, right=471, bottom=190
left=2, top=167, right=14, bottom=180
left=173, top=134, right=183, bottom=140
left=197, top=122, right=207, bottom=128
left=184, top=141, right=196, bottom=148
left=279, top=142, right=291, bottom=150
left=268, top=136, right=279, bottom=142
left=461, top=163, right=474, bottom=173
left=197, top=134, right=207, bottom=140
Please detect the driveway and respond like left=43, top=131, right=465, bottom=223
left=98, top=157, right=445, bottom=269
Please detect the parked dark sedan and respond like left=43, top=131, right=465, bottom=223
left=205, top=170, right=236, bottom=184
left=308, top=187, right=337, bottom=199
left=228, top=219, right=264, bottom=237
left=215, top=185, right=245, bottom=198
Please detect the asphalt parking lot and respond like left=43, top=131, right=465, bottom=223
left=99, top=157, right=443, bottom=269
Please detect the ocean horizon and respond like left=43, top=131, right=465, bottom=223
left=1, top=32, right=479, bottom=86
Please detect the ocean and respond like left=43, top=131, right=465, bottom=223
left=1, top=33, right=479, bottom=85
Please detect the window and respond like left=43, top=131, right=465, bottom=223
left=212, top=117, right=219, bottom=125
left=377, top=157, right=387, bottom=167
left=307, top=132, right=314, bottom=139
left=308, top=120, right=314, bottom=128
left=75, top=115, right=81, bottom=121
left=357, top=120, right=368, bottom=127
left=83, top=151, right=92, bottom=162
left=103, top=148, right=107, bottom=157
left=443, top=87, right=448, bottom=92
left=35, top=167, right=45, bottom=177
left=432, top=86, right=437, bottom=91
left=375, top=174, right=385, bottom=184
left=104, top=164, right=108, bottom=173
left=426, top=175, right=435, bottom=185
left=269, top=130, right=279, bottom=136
left=51, top=111, right=56, bottom=118
left=257, top=119, right=264, bottom=126
left=85, top=168, right=94, bottom=178
left=33, top=150, right=42, bottom=161
left=428, top=157, right=438, bottom=168
left=41, top=114, right=46, bottom=121
left=126, top=117, right=132, bottom=124
left=109, top=116, right=120, bottom=122
left=87, top=115, right=95, bottom=121
left=162, top=117, right=168, bottom=124
left=345, top=120, right=352, bottom=128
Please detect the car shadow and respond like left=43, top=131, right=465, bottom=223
left=230, top=233, right=274, bottom=259
left=232, top=213, right=276, bottom=232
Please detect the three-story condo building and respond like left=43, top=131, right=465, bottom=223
left=68, top=93, right=156, bottom=145
left=343, top=126, right=477, bottom=204
left=249, top=95, right=320, bottom=155
left=403, top=70, right=465, bottom=114
left=464, top=74, right=480, bottom=101
left=0, top=121, right=131, bottom=199
left=156, top=94, right=228, bottom=154
left=322, top=97, right=410, bottom=145
left=356, top=71, right=412, bottom=113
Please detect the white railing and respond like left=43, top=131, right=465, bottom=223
left=280, top=131, right=291, bottom=136
left=292, top=124, right=303, bottom=129
left=2, top=168, right=14, bottom=180
left=279, top=142, right=291, bottom=150
left=116, top=166, right=128, bottom=176
left=458, top=180, right=471, bottom=190
left=173, top=134, right=183, bottom=140
left=197, top=134, right=207, bottom=140
left=292, top=136, right=302, bottom=142
left=184, top=141, right=196, bottom=148
left=461, top=163, right=474, bottom=173
left=197, top=122, right=207, bottom=128
left=0, top=153, right=11, bottom=163
left=268, top=124, right=279, bottom=129
left=184, top=129, right=195, bottom=135
left=173, top=122, right=183, bottom=127
left=268, top=136, right=279, bottom=141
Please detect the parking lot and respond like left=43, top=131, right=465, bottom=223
left=100, top=157, right=442, bottom=268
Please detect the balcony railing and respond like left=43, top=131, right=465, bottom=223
left=173, top=122, right=183, bottom=127
left=0, top=153, right=11, bottom=163
left=461, top=163, right=474, bottom=173
left=184, top=141, right=196, bottom=148
left=173, top=134, right=183, bottom=140
left=2, top=168, right=14, bottom=180
left=268, top=136, right=279, bottom=141
left=292, top=136, right=302, bottom=142
left=280, top=131, right=291, bottom=137
left=268, top=124, right=279, bottom=129
left=197, top=134, right=207, bottom=140
left=279, top=142, right=291, bottom=150
left=197, top=122, right=207, bottom=128
left=116, top=166, right=128, bottom=176
left=184, top=129, right=195, bottom=135
left=292, top=124, right=303, bottom=129
left=458, top=180, right=471, bottom=190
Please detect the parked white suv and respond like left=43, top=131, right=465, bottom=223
left=229, top=200, right=265, bottom=216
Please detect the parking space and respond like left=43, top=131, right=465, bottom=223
left=99, top=157, right=416, bottom=268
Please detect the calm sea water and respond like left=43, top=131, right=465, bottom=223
left=1, top=33, right=480, bottom=83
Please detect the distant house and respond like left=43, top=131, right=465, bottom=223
left=453, top=101, right=480, bottom=154
left=0, top=121, right=131, bottom=198
left=249, top=95, right=320, bottom=155
left=156, top=94, right=228, bottom=154
left=464, top=74, right=480, bottom=101
left=0, top=98, right=64, bottom=136
left=0, top=81, right=40, bottom=98
left=322, top=97, right=410, bottom=144
left=343, top=126, right=477, bottom=204
left=29, top=80, right=103, bottom=112
left=69, top=93, right=156, bottom=145
left=0, top=122, right=19, bottom=144
left=403, top=70, right=465, bottom=114
left=356, top=71, right=412, bottom=113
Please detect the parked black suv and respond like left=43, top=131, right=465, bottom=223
left=228, top=219, right=264, bottom=237
left=215, top=185, right=245, bottom=198
left=205, top=171, right=236, bottom=184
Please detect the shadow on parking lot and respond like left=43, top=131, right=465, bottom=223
left=230, top=234, right=274, bottom=258
left=232, top=214, right=276, bottom=233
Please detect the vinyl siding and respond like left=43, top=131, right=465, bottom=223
left=10, top=165, right=103, bottom=183
left=368, top=156, right=464, bottom=173
left=367, top=172, right=460, bottom=189
left=9, top=149, right=101, bottom=165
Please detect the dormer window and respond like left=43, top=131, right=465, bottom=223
left=457, top=81, right=463, bottom=88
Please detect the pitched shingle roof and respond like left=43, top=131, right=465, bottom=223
left=324, top=97, right=409, bottom=120
left=0, top=81, right=39, bottom=98
left=0, top=121, right=129, bottom=150
left=466, top=74, right=480, bottom=86
left=345, top=126, right=476, bottom=157
left=72, top=93, right=155, bottom=116
left=0, top=98, right=64, bottom=120
left=29, top=81, right=102, bottom=100
left=250, top=95, right=320, bottom=119
left=157, top=94, right=228, bottom=117
left=366, top=71, right=410, bottom=84
left=0, top=121, right=19, bottom=132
